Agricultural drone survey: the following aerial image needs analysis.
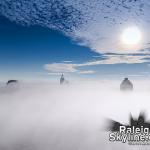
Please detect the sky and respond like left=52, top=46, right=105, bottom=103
left=1, top=0, right=150, bottom=81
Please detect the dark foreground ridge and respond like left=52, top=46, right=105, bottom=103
left=108, top=112, right=150, bottom=132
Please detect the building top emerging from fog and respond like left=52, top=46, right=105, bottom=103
left=120, top=78, right=133, bottom=91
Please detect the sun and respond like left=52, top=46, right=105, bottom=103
left=121, top=26, right=142, bottom=46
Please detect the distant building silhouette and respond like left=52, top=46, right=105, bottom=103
left=60, top=74, right=65, bottom=85
left=60, top=74, right=69, bottom=85
left=120, top=78, right=133, bottom=91
left=7, top=80, right=18, bottom=85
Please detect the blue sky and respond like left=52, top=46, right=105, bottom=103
left=0, top=0, right=150, bottom=81
left=0, top=15, right=98, bottom=80
left=0, top=15, right=149, bottom=81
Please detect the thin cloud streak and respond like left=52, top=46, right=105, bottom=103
left=44, top=54, right=150, bottom=73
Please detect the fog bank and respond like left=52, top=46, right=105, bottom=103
left=0, top=80, right=150, bottom=150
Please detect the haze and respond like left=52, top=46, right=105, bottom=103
left=0, top=80, right=149, bottom=149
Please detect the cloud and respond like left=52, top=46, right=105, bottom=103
left=78, top=70, right=95, bottom=74
left=44, top=63, right=77, bottom=73
left=1, top=0, right=150, bottom=54
left=0, top=0, right=84, bottom=33
left=62, top=61, right=73, bottom=63
left=44, top=63, right=95, bottom=74
left=79, top=54, right=150, bottom=66
left=44, top=53, right=150, bottom=74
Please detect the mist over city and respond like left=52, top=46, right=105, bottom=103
left=1, top=0, right=150, bottom=149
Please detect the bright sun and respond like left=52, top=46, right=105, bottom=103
left=121, top=26, right=142, bottom=46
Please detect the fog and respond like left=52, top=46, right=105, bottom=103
left=0, top=80, right=150, bottom=150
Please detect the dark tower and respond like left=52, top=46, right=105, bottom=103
left=60, top=74, right=65, bottom=85
left=120, top=78, right=133, bottom=91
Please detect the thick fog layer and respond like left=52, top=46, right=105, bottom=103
left=0, top=80, right=150, bottom=150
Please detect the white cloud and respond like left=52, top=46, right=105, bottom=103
left=47, top=72, right=62, bottom=76
left=78, top=70, right=95, bottom=74
left=44, top=63, right=95, bottom=74
left=44, top=54, right=150, bottom=74
left=44, top=63, right=77, bottom=73
left=1, top=0, right=150, bottom=54
left=78, top=54, right=150, bottom=66
left=68, top=0, right=150, bottom=53
left=62, top=60, right=73, bottom=63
